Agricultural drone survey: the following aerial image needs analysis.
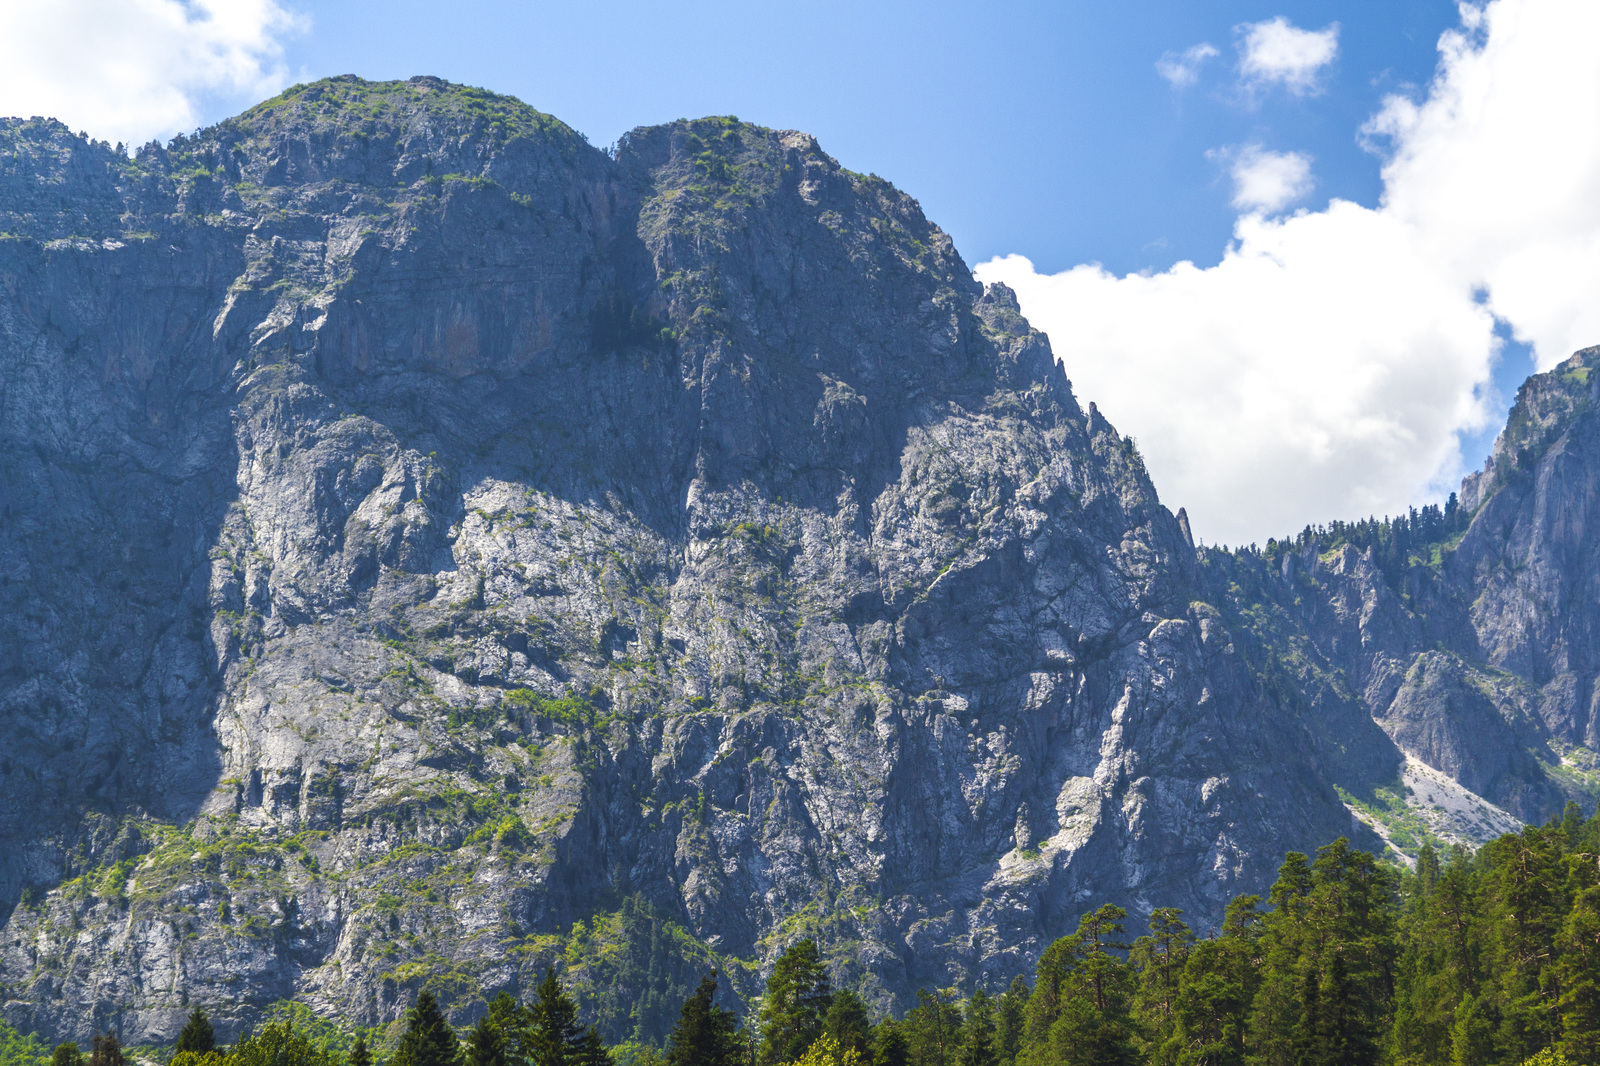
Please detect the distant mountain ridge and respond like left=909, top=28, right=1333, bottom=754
left=1202, top=345, right=1600, bottom=840
left=0, top=75, right=1590, bottom=1044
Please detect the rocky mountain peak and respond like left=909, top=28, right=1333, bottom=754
left=1460, top=345, right=1598, bottom=512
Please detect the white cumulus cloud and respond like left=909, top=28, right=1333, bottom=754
left=976, top=0, right=1600, bottom=546
left=1157, top=43, right=1220, bottom=89
left=1222, top=145, right=1315, bottom=213
left=0, top=0, right=302, bottom=148
left=1367, top=0, right=1600, bottom=375
left=1238, top=16, right=1340, bottom=96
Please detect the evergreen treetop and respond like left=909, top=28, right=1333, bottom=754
left=175, top=1010, right=216, bottom=1058
left=666, top=973, right=741, bottom=1066
left=758, top=941, right=832, bottom=1066
left=392, top=992, right=463, bottom=1066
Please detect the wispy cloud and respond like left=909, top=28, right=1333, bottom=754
left=1237, top=16, right=1339, bottom=96
left=1157, top=43, right=1220, bottom=89
left=978, top=0, right=1600, bottom=545
left=0, top=0, right=304, bottom=148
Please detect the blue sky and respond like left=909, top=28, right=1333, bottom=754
left=271, top=1, right=1455, bottom=276
left=3, top=0, right=1597, bottom=543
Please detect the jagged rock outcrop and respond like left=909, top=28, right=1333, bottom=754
left=0, top=76, right=1379, bottom=1042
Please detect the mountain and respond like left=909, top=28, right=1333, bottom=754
left=0, top=75, right=1590, bottom=1044
left=1200, top=347, right=1600, bottom=847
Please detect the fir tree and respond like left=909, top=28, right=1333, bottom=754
left=1172, top=939, right=1250, bottom=1066
left=175, top=1010, right=216, bottom=1057
left=903, top=991, right=963, bottom=1066
left=597, top=895, right=708, bottom=1046
left=1448, top=993, right=1496, bottom=1066
left=758, top=940, right=832, bottom=1066
left=1245, top=854, right=1312, bottom=1066
left=527, top=969, right=583, bottom=1066
left=992, top=978, right=1027, bottom=1066
left=872, top=1023, right=909, bottom=1066
left=571, top=1027, right=612, bottom=1066
left=488, top=992, right=526, bottom=1036
left=467, top=1016, right=509, bottom=1066
left=1416, top=843, right=1441, bottom=897
left=1563, top=802, right=1586, bottom=849
left=1559, top=884, right=1600, bottom=1064
left=42, top=824, right=1600, bottom=1066
left=824, top=991, right=874, bottom=1063
left=1391, top=846, right=1481, bottom=1065
left=393, top=991, right=464, bottom=1066
left=957, top=992, right=995, bottom=1066
left=226, top=1023, right=335, bottom=1066
left=1489, top=828, right=1566, bottom=1059
left=666, top=973, right=741, bottom=1066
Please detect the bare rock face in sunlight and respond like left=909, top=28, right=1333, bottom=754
left=6, top=74, right=1593, bottom=1043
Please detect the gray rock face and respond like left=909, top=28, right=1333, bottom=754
left=1200, top=348, right=1600, bottom=843
left=0, top=76, right=1398, bottom=1043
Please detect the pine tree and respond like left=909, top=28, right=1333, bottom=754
left=1489, top=828, right=1566, bottom=1059
left=466, top=1016, right=509, bottom=1066
left=1563, top=802, right=1586, bottom=849
left=226, top=1022, right=334, bottom=1066
left=1022, top=904, right=1137, bottom=1066
left=1245, top=854, right=1312, bottom=1066
left=1313, top=950, right=1374, bottom=1066
left=49, top=829, right=1600, bottom=1066
left=485, top=992, right=527, bottom=1056
left=175, top=1010, right=216, bottom=1057
left=1449, top=993, right=1496, bottom=1066
left=758, top=940, right=832, bottom=1066
left=992, top=978, right=1027, bottom=1066
left=902, top=991, right=962, bottom=1066
left=1247, top=839, right=1395, bottom=1066
left=957, top=992, right=994, bottom=1066
left=1131, top=908, right=1193, bottom=1063
left=488, top=992, right=525, bottom=1029
left=1172, top=940, right=1249, bottom=1066
left=1165, top=897, right=1261, bottom=1066
left=1559, top=884, right=1600, bottom=1064
left=824, top=991, right=874, bottom=1062
left=1416, top=843, right=1441, bottom=897
left=393, top=991, right=464, bottom=1066
left=527, top=969, right=583, bottom=1066
left=599, top=895, right=710, bottom=1047
left=572, top=1027, right=612, bottom=1066
left=1021, top=941, right=1063, bottom=1055
left=872, top=1023, right=909, bottom=1066
left=666, top=973, right=741, bottom=1066
left=1391, top=846, right=1482, bottom=1065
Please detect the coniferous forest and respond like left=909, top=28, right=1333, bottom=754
left=8, top=812, right=1600, bottom=1066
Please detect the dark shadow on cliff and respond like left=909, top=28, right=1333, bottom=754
left=0, top=229, right=239, bottom=922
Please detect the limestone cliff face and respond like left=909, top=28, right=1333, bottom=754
left=0, top=77, right=1367, bottom=1042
